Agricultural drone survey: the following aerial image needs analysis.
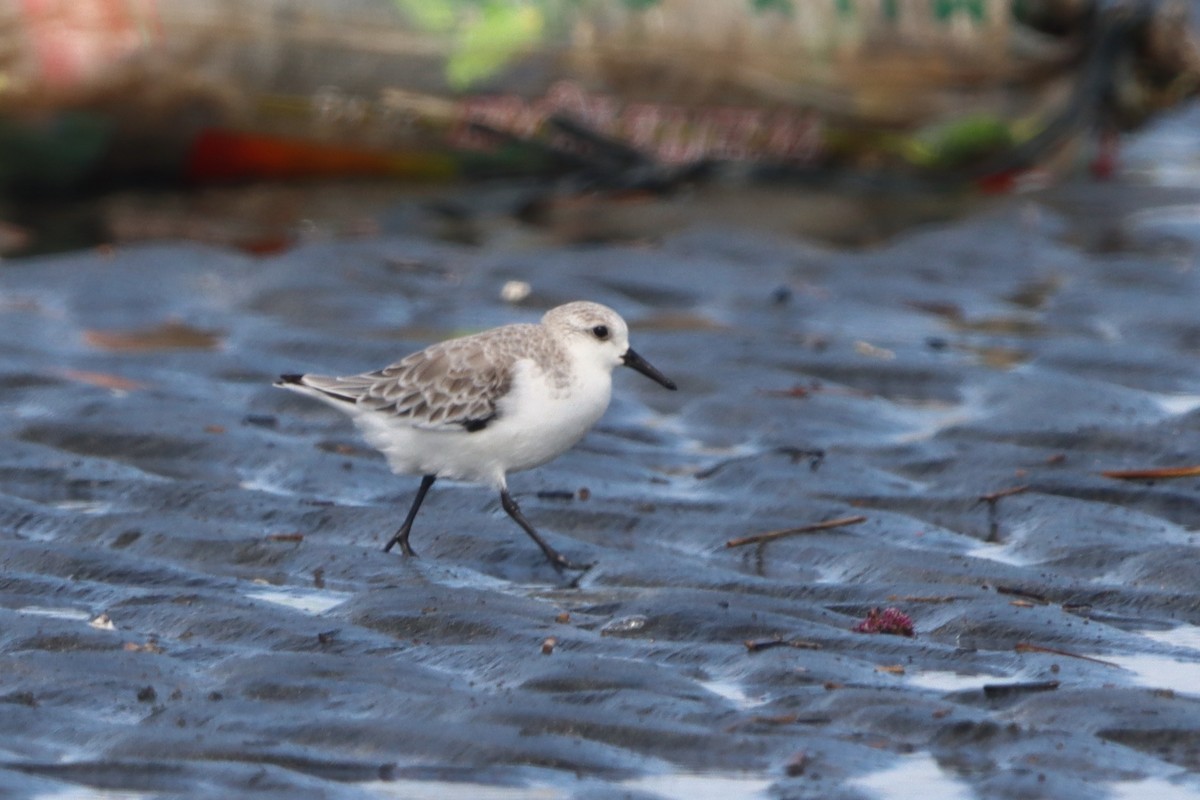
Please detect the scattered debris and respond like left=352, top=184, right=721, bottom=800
left=89, top=613, right=115, bottom=631
left=541, top=636, right=557, bottom=655
left=744, top=636, right=822, bottom=653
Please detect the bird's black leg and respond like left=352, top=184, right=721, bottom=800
left=383, top=475, right=436, bottom=556
left=499, top=489, right=591, bottom=571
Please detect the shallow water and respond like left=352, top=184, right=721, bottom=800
left=851, top=753, right=974, bottom=800
left=2, top=106, right=1200, bottom=798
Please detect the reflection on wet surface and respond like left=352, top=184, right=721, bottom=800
left=908, top=669, right=1016, bottom=693
left=619, top=772, right=773, bottom=799
left=851, top=753, right=974, bottom=800
left=1105, top=653, right=1200, bottom=697
left=15, top=607, right=93, bottom=622
left=1106, top=777, right=1200, bottom=800
left=1141, top=623, right=1200, bottom=652
left=244, top=586, right=352, bottom=616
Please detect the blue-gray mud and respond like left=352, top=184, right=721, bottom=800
left=3, top=122, right=1200, bottom=800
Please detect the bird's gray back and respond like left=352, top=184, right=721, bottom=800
left=303, top=322, right=568, bottom=431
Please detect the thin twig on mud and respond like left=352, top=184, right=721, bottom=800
left=744, top=636, right=822, bottom=653
left=726, top=515, right=867, bottom=549
left=1015, top=642, right=1121, bottom=667
left=1101, top=465, right=1200, bottom=480
left=887, top=594, right=968, bottom=603
left=995, top=585, right=1049, bottom=604
left=976, top=484, right=1030, bottom=505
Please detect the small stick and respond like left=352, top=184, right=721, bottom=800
left=976, top=485, right=1030, bottom=505
left=1015, top=642, right=1121, bottom=667
left=726, top=515, right=867, bottom=549
left=983, top=680, right=1060, bottom=698
left=1101, top=465, right=1200, bottom=480
left=995, top=585, right=1048, bottom=603
left=887, top=595, right=967, bottom=604
left=744, top=636, right=822, bottom=653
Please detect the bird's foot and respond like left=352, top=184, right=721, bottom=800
left=382, top=537, right=418, bottom=557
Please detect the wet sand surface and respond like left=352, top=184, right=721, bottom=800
left=4, top=116, right=1200, bottom=798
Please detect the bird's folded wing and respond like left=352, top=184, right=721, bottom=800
left=305, top=341, right=514, bottom=432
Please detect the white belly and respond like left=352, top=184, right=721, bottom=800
left=352, top=358, right=612, bottom=488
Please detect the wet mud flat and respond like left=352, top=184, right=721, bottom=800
left=2, top=173, right=1200, bottom=800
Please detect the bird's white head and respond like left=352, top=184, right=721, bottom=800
left=542, top=302, right=677, bottom=390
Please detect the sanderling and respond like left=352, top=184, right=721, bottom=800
left=276, top=301, right=676, bottom=570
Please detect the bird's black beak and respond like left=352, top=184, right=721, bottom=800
left=622, top=348, right=677, bottom=390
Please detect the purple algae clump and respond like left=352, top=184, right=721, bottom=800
left=852, top=607, right=914, bottom=637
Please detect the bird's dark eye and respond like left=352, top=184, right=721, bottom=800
left=591, top=325, right=609, bottom=340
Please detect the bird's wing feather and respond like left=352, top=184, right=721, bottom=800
left=298, top=330, right=526, bottom=432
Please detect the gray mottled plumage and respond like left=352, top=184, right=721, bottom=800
left=292, top=323, right=569, bottom=433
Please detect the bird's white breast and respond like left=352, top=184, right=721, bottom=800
left=488, top=356, right=613, bottom=473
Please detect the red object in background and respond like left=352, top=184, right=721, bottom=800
left=184, top=129, right=457, bottom=183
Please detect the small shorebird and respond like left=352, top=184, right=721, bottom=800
left=276, top=301, right=677, bottom=570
